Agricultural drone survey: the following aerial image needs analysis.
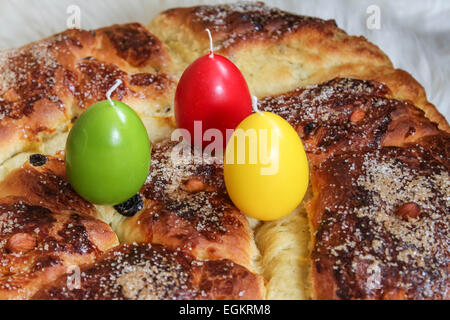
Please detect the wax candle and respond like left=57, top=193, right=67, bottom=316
left=224, top=97, right=309, bottom=221
left=65, top=79, right=151, bottom=205
left=174, top=29, right=252, bottom=150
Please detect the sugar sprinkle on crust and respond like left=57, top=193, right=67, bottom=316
left=312, top=147, right=449, bottom=299
left=258, top=77, right=449, bottom=299
left=33, top=243, right=263, bottom=300
left=0, top=2, right=449, bottom=300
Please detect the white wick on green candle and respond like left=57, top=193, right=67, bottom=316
left=106, top=79, right=122, bottom=106
left=252, top=96, right=262, bottom=114
left=205, top=28, right=214, bottom=58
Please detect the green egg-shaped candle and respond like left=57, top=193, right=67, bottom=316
left=65, top=97, right=151, bottom=205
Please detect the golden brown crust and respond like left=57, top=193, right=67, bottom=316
left=0, top=2, right=448, bottom=301
left=158, top=2, right=341, bottom=52
left=0, top=154, right=95, bottom=216
left=259, top=77, right=449, bottom=299
left=411, top=133, right=450, bottom=169
left=0, top=23, right=176, bottom=167
left=0, top=148, right=262, bottom=300
left=0, top=197, right=118, bottom=299
left=307, top=65, right=449, bottom=131
left=0, top=154, right=119, bottom=300
left=32, top=243, right=264, bottom=300
left=113, top=141, right=258, bottom=272
left=150, top=2, right=390, bottom=69
left=310, top=147, right=448, bottom=299
left=260, top=78, right=442, bottom=165
left=98, top=23, right=170, bottom=69
left=149, top=2, right=448, bottom=131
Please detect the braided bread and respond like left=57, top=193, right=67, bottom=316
left=0, top=2, right=448, bottom=300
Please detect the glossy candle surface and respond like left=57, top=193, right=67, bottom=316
left=65, top=100, right=151, bottom=205
left=175, top=53, right=252, bottom=149
left=224, top=111, right=309, bottom=221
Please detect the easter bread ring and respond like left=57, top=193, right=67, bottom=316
left=0, top=2, right=448, bottom=299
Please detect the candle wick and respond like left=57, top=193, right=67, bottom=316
left=106, top=79, right=122, bottom=106
left=205, top=28, right=214, bottom=58
left=252, top=96, right=262, bottom=114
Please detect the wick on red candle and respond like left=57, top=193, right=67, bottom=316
left=205, top=28, right=214, bottom=58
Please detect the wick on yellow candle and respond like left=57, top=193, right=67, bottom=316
left=252, top=96, right=262, bottom=114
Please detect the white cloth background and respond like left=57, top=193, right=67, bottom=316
left=0, top=0, right=448, bottom=121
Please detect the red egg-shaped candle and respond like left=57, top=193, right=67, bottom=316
left=175, top=30, right=252, bottom=150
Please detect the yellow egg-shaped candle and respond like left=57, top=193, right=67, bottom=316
left=224, top=110, right=309, bottom=221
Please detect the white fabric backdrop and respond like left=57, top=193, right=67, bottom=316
left=0, top=0, right=448, bottom=120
